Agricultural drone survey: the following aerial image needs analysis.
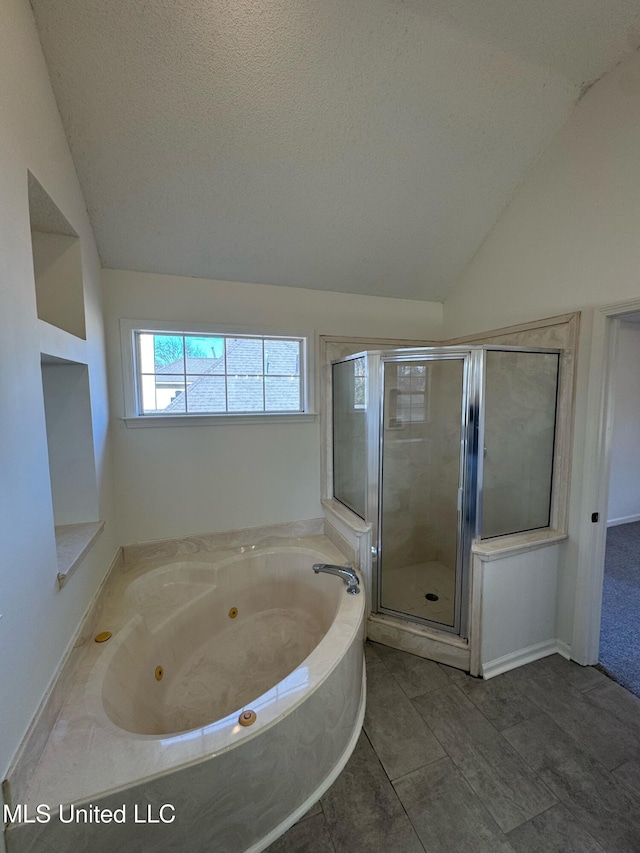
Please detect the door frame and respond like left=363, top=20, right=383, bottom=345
left=369, top=347, right=479, bottom=638
left=572, top=298, right=640, bottom=663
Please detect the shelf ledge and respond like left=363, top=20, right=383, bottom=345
left=56, top=521, right=105, bottom=588
left=38, top=319, right=87, bottom=365
left=472, top=528, right=567, bottom=561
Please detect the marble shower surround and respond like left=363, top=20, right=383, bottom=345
left=6, top=535, right=365, bottom=853
left=320, top=314, right=577, bottom=541
left=320, top=316, right=577, bottom=679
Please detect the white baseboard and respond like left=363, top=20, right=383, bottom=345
left=481, top=639, right=564, bottom=680
left=607, top=513, right=640, bottom=527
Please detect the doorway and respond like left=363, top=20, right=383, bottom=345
left=599, top=318, right=640, bottom=695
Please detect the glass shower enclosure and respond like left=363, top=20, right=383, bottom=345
left=332, top=346, right=560, bottom=639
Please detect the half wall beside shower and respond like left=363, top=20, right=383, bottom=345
left=332, top=345, right=560, bottom=663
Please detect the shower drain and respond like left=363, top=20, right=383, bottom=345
left=425, top=593, right=439, bottom=602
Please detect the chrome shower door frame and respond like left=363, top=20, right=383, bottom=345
left=367, top=347, right=483, bottom=639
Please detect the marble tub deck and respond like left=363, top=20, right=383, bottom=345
left=7, top=535, right=363, bottom=822
left=269, top=642, right=640, bottom=853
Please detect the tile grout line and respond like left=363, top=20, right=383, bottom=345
left=435, top=672, right=567, bottom=819
left=499, top=709, right=637, bottom=846
left=357, top=729, right=429, bottom=853
left=505, top=801, right=607, bottom=853
left=410, top=683, right=561, bottom=834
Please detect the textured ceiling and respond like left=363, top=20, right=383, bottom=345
left=31, top=0, right=640, bottom=301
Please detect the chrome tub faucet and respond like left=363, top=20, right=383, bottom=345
left=312, top=563, right=360, bottom=594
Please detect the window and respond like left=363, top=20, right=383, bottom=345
left=388, top=363, right=429, bottom=427
left=120, top=321, right=314, bottom=423
left=353, top=358, right=366, bottom=410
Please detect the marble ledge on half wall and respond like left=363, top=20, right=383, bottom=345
left=122, top=518, right=325, bottom=563
left=56, top=521, right=105, bottom=588
left=321, top=499, right=369, bottom=534
left=472, top=528, right=568, bottom=561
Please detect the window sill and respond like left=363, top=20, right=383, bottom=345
left=122, top=413, right=318, bottom=428
left=56, top=521, right=105, bottom=588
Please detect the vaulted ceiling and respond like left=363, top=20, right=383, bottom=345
left=31, top=0, right=640, bottom=300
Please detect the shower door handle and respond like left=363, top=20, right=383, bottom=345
left=457, top=487, right=463, bottom=512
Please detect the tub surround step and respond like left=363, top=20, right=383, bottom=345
left=122, top=517, right=325, bottom=564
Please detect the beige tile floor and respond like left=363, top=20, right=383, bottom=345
left=381, top=560, right=456, bottom=625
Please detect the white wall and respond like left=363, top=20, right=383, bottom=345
left=442, top=49, right=640, bottom=656
left=443, top=49, right=640, bottom=339
left=608, top=321, right=640, bottom=525
left=102, top=269, right=442, bottom=545
left=0, top=0, right=117, bottom=791
left=480, top=546, right=560, bottom=676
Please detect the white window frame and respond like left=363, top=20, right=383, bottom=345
left=120, top=319, right=316, bottom=427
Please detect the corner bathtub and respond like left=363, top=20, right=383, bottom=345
left=9, top=539, right=365, bottom=853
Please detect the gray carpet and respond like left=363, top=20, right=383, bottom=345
left=599, top=520, right=640, bottom=697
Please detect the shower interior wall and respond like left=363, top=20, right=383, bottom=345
left=380, top=360, right=461, bottom=603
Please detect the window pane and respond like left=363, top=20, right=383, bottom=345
left=152, top=335, right=184, bottom=372
left=265, top=377, right=301, bottom=411
left=227, top=376, right=264, bottom=411
left=397, top=364, right=412, bottom=389
left=226, top=338, right=263, bottom=374
left=397, top=393, right=425, bottom=422
left=354, top=358, right=365, bottom=408
left=141, top=375, right=186, bottom=413
left=138, top=333, right=157, bottom=373
left=265, top=340, right=300, bottom=375
left=411, top=365, right=426, bottom=391
left=397, top=364, right=425, bottom=391
left=184, top=336, right=224, bottom=374
left=186, top=375, right=226, bottom=412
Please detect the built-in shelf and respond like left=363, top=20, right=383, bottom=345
left=28, top=172, right=86, bottom=340
left=38, top=319, right=88, bottom=365
left=41, top=360, right=99, bottom=529
left=28, top=172, right=99, bottom=586
left=56, top=521, right=105, bottom=589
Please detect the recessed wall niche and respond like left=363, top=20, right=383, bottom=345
left=28, top=172, right=86, bottom=339
left=28, top=171, right=102, bottom=584
left=40, top=358, right=99, bottom=526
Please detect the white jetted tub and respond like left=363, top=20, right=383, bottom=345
left=8, top=538, right=365, bottom=853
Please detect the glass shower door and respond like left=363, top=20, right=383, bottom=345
left=378, top=356, right=466, bottom=631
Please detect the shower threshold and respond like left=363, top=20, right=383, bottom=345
left=367, top=611, right=472, bottom=674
